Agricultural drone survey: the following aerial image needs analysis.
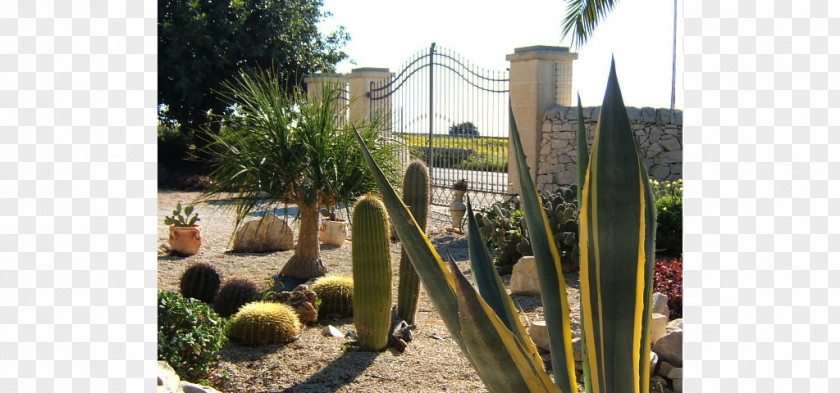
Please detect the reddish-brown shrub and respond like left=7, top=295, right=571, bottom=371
left=653, top=256, right=682, bottom=319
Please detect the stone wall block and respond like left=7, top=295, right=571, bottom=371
left=641, top=107, right=657, bottom=123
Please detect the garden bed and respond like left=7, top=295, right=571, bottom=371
left=158, top=191, right=576, bottom=392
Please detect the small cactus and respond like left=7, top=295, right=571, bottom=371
left=213, top=278, right=259, bottom=318
left=227, top=301, right=302, bottom=346
left=352, top=194, right=392, bottom=351
left=310, top=275, right=354, bottom=317
left=397, top=159, right=430, bottom=324
left=180, top=263, right=221, bottom=303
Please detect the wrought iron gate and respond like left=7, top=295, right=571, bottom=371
left=369, top=43, right=512, bottom=210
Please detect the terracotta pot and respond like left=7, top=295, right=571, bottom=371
left=169, top=225, right=202, bottom=255
left=449, top=190, right=467, bottom=229
left=320, top=220, right=348, bottom=247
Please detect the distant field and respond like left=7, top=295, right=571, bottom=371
left=396, top=133, right=509, bottom=173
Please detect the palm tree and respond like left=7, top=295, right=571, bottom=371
left=561, top=0, right=678, bottom=109
left=198, top=67, right=402, bottom=279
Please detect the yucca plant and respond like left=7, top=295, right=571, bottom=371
left=353, top=59, right=655, bottom=393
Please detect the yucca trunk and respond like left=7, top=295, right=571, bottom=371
left=280, top=201, right=327, bottom=279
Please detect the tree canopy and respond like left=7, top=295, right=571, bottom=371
left=158, top=0, right=349, bottom=143
left=448, top=121, right=479, bottom=137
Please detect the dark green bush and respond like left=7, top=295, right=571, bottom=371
left=651, top=179, right=683, bottom=255
left=158, top=291, right=227, bottom=381
left=158, top=125, right=193, bottom=167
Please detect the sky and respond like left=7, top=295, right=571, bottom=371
left=319, top=0, right=683, bottom=109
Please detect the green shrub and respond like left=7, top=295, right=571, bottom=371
left=157, top=291, right=227, bottom=381
left=158, top=125, right=193, bottom=166
left=651, top=179, right=683, bottom=255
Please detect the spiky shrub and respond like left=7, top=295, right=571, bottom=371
left=397, top=159, right=430, bottom=324
left=213, top=278, right=259, bottom=318
left=157, top=291, right=227, bottom=381
left=473, top=197, right=525, bottom=274
left=354, top=59, right=656, bottom=393
left=517, top=185, right=582, bottom=274
left=351, top=194, right=392, bottom=351
left=227, top=301, right=302, bottom=346
left=180, top=262, right=221, bottom=303
left=310, top=275, right=354, bottom=317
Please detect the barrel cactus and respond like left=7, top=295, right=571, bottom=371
left=352, top=194, right=392, bottom=351
left=227, top=301, right=302, bottom=346
left=180, top=262, right=221, bottom=303
left=310, top=275, right=354, bottom=317
left=397, top=159, right=430, bottom=324
left=213, top=278, right=259, bottom=318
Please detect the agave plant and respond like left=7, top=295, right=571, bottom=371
left=354, top=59, right=655, bottom=393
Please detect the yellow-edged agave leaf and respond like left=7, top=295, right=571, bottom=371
left=510, top=104, right=578, bottom=392
left=576, top=94, right=594, bottom=393
left=465, top=199, right=550, bottom=379
left=449, top=260, right=559, bottom=393
left=578, top=60, right=656, bottom=393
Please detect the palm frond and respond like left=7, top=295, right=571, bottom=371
left=561, top=0, right=620, bottom=47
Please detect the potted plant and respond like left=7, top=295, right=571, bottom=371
left=319, top=206, right=348, bottom=247
left=449, top=179, right=468, bottom=230
left=164, top=202, right=202, bottom=256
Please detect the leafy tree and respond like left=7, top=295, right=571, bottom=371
left=158, top=0, right=349, bottom=158
left=448, top=121, right=479, bottom=137
left=198, top=68, right=403, bottom=279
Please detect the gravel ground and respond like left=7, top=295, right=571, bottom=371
left=158, top=190, right=583, bottom=393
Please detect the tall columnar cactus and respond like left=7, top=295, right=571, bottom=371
left=180, top=262, right=221, bottom=303
left=213, top=278, right=259, bottom=318
left=396, top=159, right=430, bottom=324
left=351, top=194, right=393, bottom=351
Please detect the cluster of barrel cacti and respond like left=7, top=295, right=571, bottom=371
left=213, top=278, right=260, bottom=318
left=180, top=262, right=222, bottom=303
left=227, top=301, right=302, bottom=345
left=310, top=275, right=354, bottom=317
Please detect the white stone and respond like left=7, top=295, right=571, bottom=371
left=667, top=367, right=683, bottom=393
left=528, top=321, right=550, bottom=351
left=652, top=292, right=669, bottom=316
left=572, top=336, right=582, bottom=361
left=510, top=256, right=541, bottom=296
left=649, top=351, right=659, bottom=377
left=232, top=213, right=294, bottom=253
left=321, top=325, right=344, bottom=338
left=650, top=313, right=668, bottom=345
left=666, top=318, right=683, bottom=333
left=652, top=330, right=683, bottom=367
left=158, top=361, right=181, bottom=393
left=180, top=382, right=222, bottom=393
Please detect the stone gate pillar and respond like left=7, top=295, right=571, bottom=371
left=347, top=67, right=392, bottom=126
left=506, top=46, right=578, bottom=193
left=304, top=73, right=348, bottom=122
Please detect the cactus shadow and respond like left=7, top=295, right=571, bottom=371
left=281, top=350, right=379, bottom=392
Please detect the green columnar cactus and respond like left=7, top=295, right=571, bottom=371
left=351, top=194, right=392, bottom=351
left=397, top=159, right=430, bottom=324
left=227, top=301, right=302, bottom=346
left=213, top=278, right=259, bottom=318
left=179, top=263, right=221, bottom=303
left=310, top=275, right=354, bottom=317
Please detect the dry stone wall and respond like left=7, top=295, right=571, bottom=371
left=536, top=105, right=683, bottom=194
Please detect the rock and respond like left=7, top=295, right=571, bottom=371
left=232, top=213, right=294, bottom=253
left=157, top=361, right=181, bottom=393
left=651, top=292, right=669, bottom=317
left=649, top=164, right=671, bottom=180
left=659, top=135, right=682, bottom=152
left=180, top=382, right=222, bottom=393
left=641, top=107, right=657, bottom=123
left=321, top=325, right=344, bottom=338
left=667, top=367, right=683, bottom=393
left=652, top=330, right=683, bottom=367
left=510, top=256, right=541, bottom=296
left=666, top=318, right=683, bottom=333
left=657, top=360, right=676, bottom=378
left=650, top=313, right=668, bottom=345
left=264, top=284, right=319, bottom=324
left=528, top=321, right=550, bottom=351
left=626, top=107, right=642, bottom=121
left=649, top=351, right=659, bottom=377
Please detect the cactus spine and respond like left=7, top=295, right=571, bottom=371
left=396, top=159, right=429, bottom=324
left=351, top=194, right=392, bottom=351
left=213, top=278, right=259, bottom=318
left=228, top=302, right=302, bottom=346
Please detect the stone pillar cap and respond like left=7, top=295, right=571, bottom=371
left=506, top=46, right=579, bottom=61
left=348, top=67, right=392, bottom=78
left=304, top=73, right=346, bottom=82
